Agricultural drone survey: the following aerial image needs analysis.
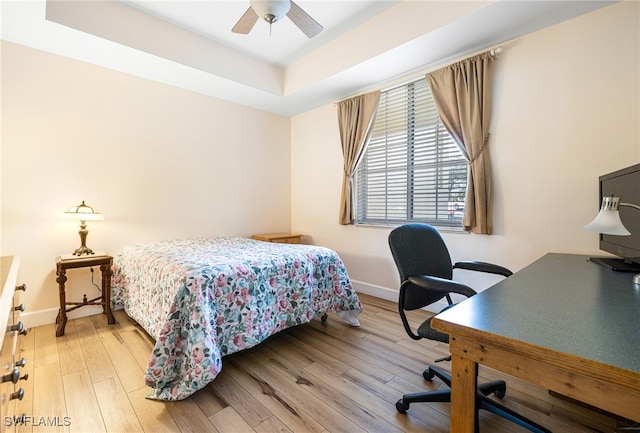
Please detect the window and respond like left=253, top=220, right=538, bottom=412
left=355, top=78, right=467, bottom=228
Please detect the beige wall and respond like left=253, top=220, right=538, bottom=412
left=1, top=41, right=291, bottom=321
left=2, top=1, right=639, bottom=324
left=291, top=1, right=640, bottom=302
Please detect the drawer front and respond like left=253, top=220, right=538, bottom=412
left=0, top=258, right=26, bottom=433
left=0, top=325, right=15, bottom=430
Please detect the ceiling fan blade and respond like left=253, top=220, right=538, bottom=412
left=232, top=6, right=259, bottom=34
left=287, top=1, right=323, bottom=38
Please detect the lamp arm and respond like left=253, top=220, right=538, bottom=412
left=620, top=203, right=640, bottom=211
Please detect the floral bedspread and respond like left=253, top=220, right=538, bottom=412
left=111, top=237, right=362, bottom=401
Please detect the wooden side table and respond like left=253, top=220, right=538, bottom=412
left=251, top=233, right=303, bottom=244
left=55, top=253, right=115, bottom=337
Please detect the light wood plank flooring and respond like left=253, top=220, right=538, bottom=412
left=13, top=294, right=631, bottom=433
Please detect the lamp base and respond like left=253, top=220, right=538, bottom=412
left=73, top=245, right=95, bottom=256
left=73, top=224, right=95, bottom=256
left=589, top=257, right=640, bottom=272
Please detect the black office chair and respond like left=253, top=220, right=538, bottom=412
left=388, top=223, right=551, bottom=433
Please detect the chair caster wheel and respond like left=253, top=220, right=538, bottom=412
left=494, top=384, right=506, bottom=399
left=423, top=368, right=435, bottom=381
left=321, top=313, right=328, bottom=323
left=396, top=399, right=409, bottom=414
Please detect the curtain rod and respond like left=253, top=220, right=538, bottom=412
left=335, top=44, right=504, bottom=105
left=380, top=45, right=503, bottom=92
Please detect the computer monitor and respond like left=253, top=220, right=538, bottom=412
left=590, top=163, right=640, bottom=272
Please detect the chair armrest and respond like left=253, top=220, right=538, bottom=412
left=408, top=275, right=477, bottom=298
left=453, top=261, right=513, bottom=277
left=398, top=277, right=475, bottom=340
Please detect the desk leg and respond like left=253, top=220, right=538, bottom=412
left=100, top=263, right=115, bottom=325
left=55, top=269, right=67, bottom=337
left=450, top=345, right=478, bottom=433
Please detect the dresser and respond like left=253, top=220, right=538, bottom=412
left=0, top=256, right=27, bottom=431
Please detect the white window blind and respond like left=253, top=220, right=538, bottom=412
left=355, top=78, right=467, bottom=228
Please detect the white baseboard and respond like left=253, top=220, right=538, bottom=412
left=21, top=306, right=103, bottom=330
left=350, top=279, right=398, bottom=302
left=350, top=279, right=446, bottom=314
left=21, top=281, right=444, bottom=330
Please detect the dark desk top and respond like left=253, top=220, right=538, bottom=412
left=435, top=253, right=640, bottom=374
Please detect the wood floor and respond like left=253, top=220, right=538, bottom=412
left=13, top=294, right=628, bottom=433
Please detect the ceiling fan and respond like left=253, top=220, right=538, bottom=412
left=232, top=0, right=323, bottom=38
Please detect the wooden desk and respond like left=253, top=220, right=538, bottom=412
left=431, top=253, right=640, bottom=432
left=55, top=253, right=115, bottom=337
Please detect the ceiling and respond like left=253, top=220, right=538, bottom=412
left=122, top=0, right=400, bottom=67
left=1, top=0, right=616, bottom=117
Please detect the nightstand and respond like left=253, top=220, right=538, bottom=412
left=251, top=233, right=303, bottom=244
left=55, top=252, right=115, bottom=337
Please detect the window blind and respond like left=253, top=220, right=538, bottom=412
left=355, top=78, right=467, bottom=228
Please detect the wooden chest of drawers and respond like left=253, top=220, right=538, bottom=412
left=0, top=257, right=27, bottom=432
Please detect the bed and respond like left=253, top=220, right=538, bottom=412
left=111, top=237, right=362, bottom=401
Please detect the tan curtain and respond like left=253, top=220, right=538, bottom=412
left=426, top=52, right=495, bottom=234
left=337, top=91, right=380, bottom=225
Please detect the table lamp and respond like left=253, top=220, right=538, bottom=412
left=584, top=195, right=640, bottom=285
left=64, top=200, right=104, bottom=256
left=584, top=196, right=632, bottom=235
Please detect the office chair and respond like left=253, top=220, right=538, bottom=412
left=388, top=223, right=551, bottom=433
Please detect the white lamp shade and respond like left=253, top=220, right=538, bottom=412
left=64, top=200, right=104, bottom=221
left=250, top=0, right=291, bottom=21
left=584, top=209, right=630, bottom=236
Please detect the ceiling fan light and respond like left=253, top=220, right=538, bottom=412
left=250, top=0, right=291, bottom=23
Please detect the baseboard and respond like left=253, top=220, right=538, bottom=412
left=22, top=281, right=444, bottom=329
left=21, top=306, right=103, bottom=330
left=350, top=279, right=445, bottom=314
left=350, top=279, right=397, bottom=302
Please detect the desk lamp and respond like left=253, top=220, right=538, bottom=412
left=584, top=195, right=640, bottom=284
left=64, top=200, right=104, bottom=256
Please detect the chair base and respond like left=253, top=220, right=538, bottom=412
left=396, top=365, right=551, bottom=433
